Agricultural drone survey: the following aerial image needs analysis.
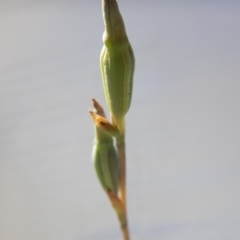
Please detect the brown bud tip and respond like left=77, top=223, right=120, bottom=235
left=91, top=98, right=106, bottom=117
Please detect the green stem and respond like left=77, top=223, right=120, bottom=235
left=116, top=137, right=130, bottom=240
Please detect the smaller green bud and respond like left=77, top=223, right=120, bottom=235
left=90, top=99, right=119, bottom=194
left=92, top=142, right=119, bottom=194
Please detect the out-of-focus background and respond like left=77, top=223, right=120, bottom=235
left=1, top=1, right=240, bottom=239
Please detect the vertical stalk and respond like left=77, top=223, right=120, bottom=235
left=122, top=225, right=130, bottom=240
left=117, top=136, right=130, bottom=240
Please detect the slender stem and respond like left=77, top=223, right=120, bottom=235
left=117, top=137, right=130, bottom=240
left=117, top=140, right=127, bottom=211
left=121, top=224, right=130, bottom=240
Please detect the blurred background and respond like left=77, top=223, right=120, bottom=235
left=0, top=0, right=240, bottom=239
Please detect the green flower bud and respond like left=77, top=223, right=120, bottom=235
left=100, top=0, right=135, bottom=134
left=92, top=141, right=119, bottom=194
left=90, top=99, right=119, bottom=194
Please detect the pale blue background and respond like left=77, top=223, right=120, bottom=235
left=0, top=1, right=240, bottom=239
